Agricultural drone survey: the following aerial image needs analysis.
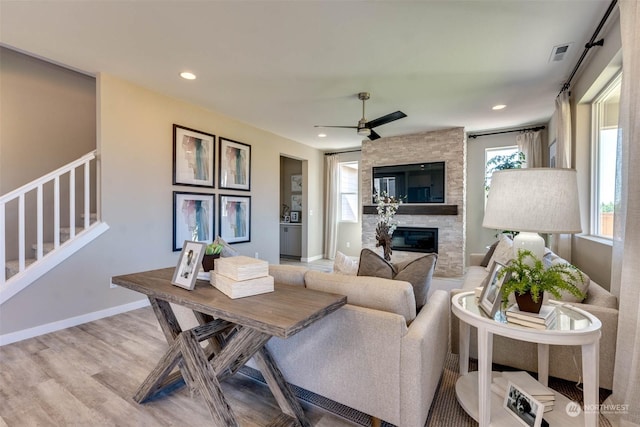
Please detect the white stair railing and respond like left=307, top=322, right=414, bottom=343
left=1, top=151, right=97, bottom=283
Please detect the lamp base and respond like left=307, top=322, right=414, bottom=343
left=513, top=232, right=545, bottom=261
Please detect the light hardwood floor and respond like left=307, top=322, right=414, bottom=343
left=0, top=306, right=359, bottom=426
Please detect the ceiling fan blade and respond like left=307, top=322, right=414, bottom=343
left=366, top=111, right=407, bottom=129
left=368, top=129, right=381, bottom=140
left=314, top=125, right=358, bottom=129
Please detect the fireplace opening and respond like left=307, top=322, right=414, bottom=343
left=391, top=227, right=438, bottom=253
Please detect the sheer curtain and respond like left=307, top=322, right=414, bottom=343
left=605, top=1, right=640, bottom=425
left=516, top=130, right=543, bottom=168
left=550, top=91, right=573, bottom=260
left=324, top=154, right=339, bottom=260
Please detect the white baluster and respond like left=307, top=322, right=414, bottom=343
left=54, top=176, right=60, bottom=248
left=84, top=160, right=90, bottom=229
left=69, top=169, right=75, bottom=240
left=37, top=185, right=43, bottom=260
left=1, top=203, right=5, bottom=283
left=18, top=194, right=25, bottom=272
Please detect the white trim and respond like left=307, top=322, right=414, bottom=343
left=301, top=254, right=323, bottom=262
left=0, top=298, right=149, bottom=346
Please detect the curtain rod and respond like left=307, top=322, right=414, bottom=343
left=324, top=149, right=362, bottom=156
left=468, top=126, right=546, bottom=139
left=558, top=0, right=618, bottom=96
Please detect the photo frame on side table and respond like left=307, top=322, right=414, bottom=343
left=503, top=381, right=545, bottom=427
left=219, top=195, right=251, bottom=243
left=479, top=261, right=508, bottom=318
left=173, top=192, right=215, bottom=251
left=173, top=124, right=215, bottom=187
left=172, top=241, right=206, bottom=290
left=219, top=137, right=251, bottom=191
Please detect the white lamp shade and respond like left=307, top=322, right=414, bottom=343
left=483, top=168, right=582, bottom=234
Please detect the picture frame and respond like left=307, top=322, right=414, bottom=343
left=173, top=192, right=214, bottom=251
left=219, top=195, right=251, bottom=243
left=503, top=381, right=545, bottom=427
left=291, top=174, right=302, bottom=192
left=290, top=211, right=301, bottom=223
left=172, top=240, right=206, bottom=290
left=478, top=261, right=507, bottom=318
left=173, top=124, right=215, bottom=187
left=291, top=194, right=302, bottom=211
left=219, top=137, right=251, bottom=191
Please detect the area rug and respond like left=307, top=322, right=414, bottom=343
left=240, top=352, right=612, bottom=427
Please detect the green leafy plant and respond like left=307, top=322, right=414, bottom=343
left=499, top=250, right=585, bottom=308
left=205, top=243, right=223, bottom=256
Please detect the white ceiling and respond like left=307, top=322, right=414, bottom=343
left=0, top=1, right=613, bottom=151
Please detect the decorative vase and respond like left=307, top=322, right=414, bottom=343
left=201, top=254, right=220, bottom=272
left=375, top=222, right=393, bottom=261
left=515, top=291, right=544, bottom=313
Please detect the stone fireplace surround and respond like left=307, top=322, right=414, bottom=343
left=361, top=127, right=466, bottom=277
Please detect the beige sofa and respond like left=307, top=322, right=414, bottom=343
left=450, top=253, right=619, bottom=389
left=249, top=264, right=450, bottom=427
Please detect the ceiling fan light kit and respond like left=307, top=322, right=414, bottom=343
left=314, top=91, right=407, bottom=141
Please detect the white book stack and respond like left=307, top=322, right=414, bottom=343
left=491, top=371, right=555, bottom=412
left=506, top=304, right=557, bottom=330
left=211, top=256, right=274, bottom=299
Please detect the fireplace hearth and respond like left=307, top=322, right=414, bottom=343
left=391, top=227, right=438, bottom=254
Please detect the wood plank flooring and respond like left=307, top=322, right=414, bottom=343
left=0, top=307, right=358, bottom=426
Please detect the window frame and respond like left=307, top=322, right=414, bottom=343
left=338, top=161, right=359, bottom=223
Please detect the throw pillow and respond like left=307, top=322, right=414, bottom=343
left=393, top=253, right=438, bottom=312
left=543, top=251, right=590, bottom=303
left=213, top=236, right=239, bottom=257
left=333, top=251, right=359, bottom=275
left=357, top=248, right=396, bottom=279
left=480, top=240, right=500, bottom=267
left=485, top=234, right=514, bottom=272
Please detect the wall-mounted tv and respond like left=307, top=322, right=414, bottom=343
left=372, top=161, right=445, bottom=203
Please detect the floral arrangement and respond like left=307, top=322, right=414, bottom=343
left=373, top=191, right=403, bottom=261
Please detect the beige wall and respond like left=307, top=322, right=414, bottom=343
left=0, top=73, right=324, bottom=336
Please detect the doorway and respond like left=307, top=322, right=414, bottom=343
left=280, top=156, right=303, bottom=259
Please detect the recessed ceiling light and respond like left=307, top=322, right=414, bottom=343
left=318, top=133, right=327, bottom=138
left=492, top=104, right=507, bottom=110
left=180, top=72, right=196, bottom=80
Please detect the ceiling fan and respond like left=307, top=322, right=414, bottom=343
left=314, top=92, right=407, bottom=140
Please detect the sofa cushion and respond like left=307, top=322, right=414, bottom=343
left=357, top=248, right=396, bottom=279
left=304, top=270, right=417, bottom=323
left=269, top=264, right=307, bottom=287
left=480, top=240, right=500, bottom=267
left=393, top=253, right=438, bottom=311
left=333, top=251, right=359, bottom=275
left=485, top=234, right=514, bottom=272
left=543, top=251, right=590, bottom=303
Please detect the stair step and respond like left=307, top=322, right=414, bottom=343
left=5, top=259, right=37, bottom=279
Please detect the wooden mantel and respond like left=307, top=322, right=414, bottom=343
left=362, top=205, right=458, bottom=216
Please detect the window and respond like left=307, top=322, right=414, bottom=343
left=484, top=146, right=521, bottom=196
left=339, top=162, right=359, bottom=222
left=592, top=74, right=621, bottom=239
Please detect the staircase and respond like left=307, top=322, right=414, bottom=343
left=1, top=151, right=109, bottom=304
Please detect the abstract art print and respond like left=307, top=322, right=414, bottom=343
left=173, top=192, right=214, bottom=251
left=219, top=137, right=251, bottom=191
left=219, top=195, right=251, bottom=243
left=173, top=124, right=215, bottom=187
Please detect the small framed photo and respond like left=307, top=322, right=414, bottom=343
left=219, top=195, right=251, bottom=243
left=290, top=211, right=301, bottom=223
left=172, top=241, right=206, bottom=290
left=219, top=137, right=251, bottom=191
left=503, top=381, right=545, bottom=427
left=173, top=124, right=215, bottom=187
left=173, top=192, right=214, bottom=251
left=479, top=261, right=507, bottom=318
left=283, top=215, right=290, bottom=223
left=291, top=174, right=302, bottom=192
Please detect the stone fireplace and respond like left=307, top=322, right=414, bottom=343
left=361, top=127, right=466, bottom=277
left=391, top=227, right=438, bottom=253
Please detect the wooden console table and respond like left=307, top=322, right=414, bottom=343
left=112, top=267, right=346, bottom=426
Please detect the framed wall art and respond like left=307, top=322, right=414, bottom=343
left=172, top=240, right=206, bottom=290
left=291, top=174, right=302, bottom=192
left=291, top=194, right=302, bottom=211
left=173, top=191, right=214, bottom=251
left=173, top=124, right=215, bottom=187
left=219, top=195, right=251, bottom=243
left=219, top=137, right=251, bottom=191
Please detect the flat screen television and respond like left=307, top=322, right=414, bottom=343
left=372, top=161, right=445, bottom=203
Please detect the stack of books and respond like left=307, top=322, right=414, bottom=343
left=492, top=371, right=555, bottom=412
left=506, top=304, right=557, bottom=330
left=211, top=256, right=274, bottom=299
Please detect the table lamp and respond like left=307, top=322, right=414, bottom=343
left=482, top=168, right=582, bottom=260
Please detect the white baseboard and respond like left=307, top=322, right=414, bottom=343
left=301, top=254, right=324, bottom=262
left=0, top=298, right=149, bottom=346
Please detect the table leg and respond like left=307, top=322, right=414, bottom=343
left=582, top=339, right=600, bottom=427
left=477, top=327, right=493, bottom=427
left=459, top=320, right=470, bottom=375
left=537, top=343, right=549, bottom=387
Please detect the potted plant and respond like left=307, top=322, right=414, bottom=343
left=499, top=250, right=586, bottom=313
left=202, top=243, right=223, bottom=272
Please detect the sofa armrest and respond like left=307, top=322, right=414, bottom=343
left=469, top=253, right=486, bottom=267
left=269, top=264, right=307, bottom=287
left=400, top=290, right=450, bottom=427
left=584, top=280, right=618, bottom=309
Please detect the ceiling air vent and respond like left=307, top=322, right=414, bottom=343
left=549, top=43, right=573, bottom=62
